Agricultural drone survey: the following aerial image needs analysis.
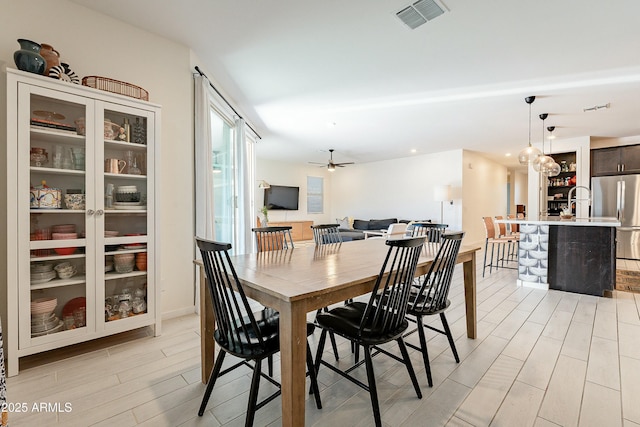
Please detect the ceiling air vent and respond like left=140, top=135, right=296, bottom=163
left=396, top=0, right=446, bottom=30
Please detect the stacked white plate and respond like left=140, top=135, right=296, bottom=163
left=112, top=201, right=145, bottom=210
left=31, top=297, right=63, bottom=337
left=31, top=263, right=56, bottom=284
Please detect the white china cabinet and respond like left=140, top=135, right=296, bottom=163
left=5, top=68, right=161, bottom=375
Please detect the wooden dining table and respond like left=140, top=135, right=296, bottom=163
left=195, top=237, right=480, bottom=427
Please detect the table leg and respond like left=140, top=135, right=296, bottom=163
left=279, top=301, right=308, bottom=427
left=463, top=251, right=477, bottom=339
left=199, top=266, right=215, bottom=384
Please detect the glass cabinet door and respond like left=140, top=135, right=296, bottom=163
left=19, top=84, right=94, bottom=346
left=99, top=103, right=153, bottom=329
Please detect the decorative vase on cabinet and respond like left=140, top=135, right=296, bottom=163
left=39, top=43, right=61, bottom=75
left=13, top=39, right=46, bottom=75
left=4, top=68, right=161, bottom=376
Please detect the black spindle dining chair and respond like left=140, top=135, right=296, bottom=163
left=410, top=222, right=448, bottom=242
left=404, top=231, right=464, bottom=387
left=310, top=224, right=344, bottom=361
left=195, top=237, right=321, bottom=427
left=311, top=223, right=343, bottom=245
left=314, top=237, right=426, bottom=427
left=252, top=226, right=294, bottom=252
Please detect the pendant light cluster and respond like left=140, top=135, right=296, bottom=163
left=518, top=96, right=560, bottom=177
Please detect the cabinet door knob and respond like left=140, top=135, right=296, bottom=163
left=96, top=209, right=104, bottom=216
left=87, top=209, right=95, bottom=216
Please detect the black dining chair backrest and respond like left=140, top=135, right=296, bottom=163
left=410, top=222, right=447, bottom=242
left=196, top=238, right=266, bottom=353
left=252, top=226, right=294, bottom=252
left=360, top=236, right=425, bottom=338
left=195, top=237, right=323, bottom=425
left=311, top=224, right=343, bottom=245
left=411, top=232, right=464, bottom=313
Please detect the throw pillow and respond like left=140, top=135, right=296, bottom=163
left=353, top=219, right=369, bottom=230
left=336, top=217, right=351, bottom=230
left=368, top=218, right=398, bottom=230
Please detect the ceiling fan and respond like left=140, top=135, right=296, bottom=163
left=309, top=149, right=354, bottom=171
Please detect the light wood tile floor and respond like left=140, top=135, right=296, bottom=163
left=5, top=253, right=640, bottom=426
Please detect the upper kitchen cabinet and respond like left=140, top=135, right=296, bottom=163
left=591, top=144, right=640, bottom=176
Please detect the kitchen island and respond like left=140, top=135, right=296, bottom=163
left=498, top=217, right=620, bottom=296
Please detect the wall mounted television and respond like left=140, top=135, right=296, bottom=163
left=264, top=185, right=299, bottom=210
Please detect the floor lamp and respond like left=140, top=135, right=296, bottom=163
left=433, top=184, right=452, bottom=224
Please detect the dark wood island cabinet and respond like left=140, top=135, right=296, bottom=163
left=547, top=225, right=617, bottom=296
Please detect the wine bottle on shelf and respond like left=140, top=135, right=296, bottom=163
left=122, top=118, right=131, bottom=142
left=132, top=117, right=146, bottom=145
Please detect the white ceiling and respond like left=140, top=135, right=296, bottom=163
left=73, top=0, right=640, bottom=169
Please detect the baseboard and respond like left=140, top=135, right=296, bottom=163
left=161, top=305, right=196, bottom=320
left=517, top=279, right=548, bottom=290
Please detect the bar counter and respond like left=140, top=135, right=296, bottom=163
left=498, top=217, right=620, bottom=296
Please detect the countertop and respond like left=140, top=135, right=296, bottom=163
left=497, top=217, right=621, bottom=227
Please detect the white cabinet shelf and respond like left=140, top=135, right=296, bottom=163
left=31, top=277, right=87, bottom=291
left=5, top=68, right=161, bottom=376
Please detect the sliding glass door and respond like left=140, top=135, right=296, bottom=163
left=210, top=109, right=235, bottom=244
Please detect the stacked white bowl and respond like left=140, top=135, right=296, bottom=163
left=54, top=261, right=77, bottom=279
left=31, top=297, right=63, bottom=337
left=114, top=253, right=135, bottom=273
left=114, top=186, right=140, bottom=203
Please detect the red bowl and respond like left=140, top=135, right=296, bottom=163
left=54, top=247, right=77, bottom=256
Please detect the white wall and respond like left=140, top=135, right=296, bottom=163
left=256, top=158, right=334, bottom=224
left=1, top=0, right=195, bottom=317
left=591, top=135, right=640, bottom=149
left=507, top=168, right=528, bottom=215
left=513, top=170, right=528, bottom=206
left=462, top=151, right=509, bottom=246
left=259, top=150, right=509, bottom=248
left=330, top=150, right=464, bottom=229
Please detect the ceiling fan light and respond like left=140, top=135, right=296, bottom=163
left=327, top=164, right=335, bottom=172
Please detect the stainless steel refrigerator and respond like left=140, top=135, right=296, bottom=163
left=592, top=174, right=640, bottom=260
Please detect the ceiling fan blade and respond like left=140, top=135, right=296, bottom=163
left=335, top=162, right=354, bottom=166
left=308, top=161, right=325, bottom=165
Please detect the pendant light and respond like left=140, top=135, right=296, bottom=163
left=533, top=113, right=553, bottom=172
left=518, top=96, right=542, bottom=166
left=545, top=126, right=561, bottom=177
left=539, top=121, right=560, bottom=176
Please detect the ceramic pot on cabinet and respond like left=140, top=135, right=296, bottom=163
left=39, top=43, right=60, bottom=75
left=13, top=39, right=46, bottom=74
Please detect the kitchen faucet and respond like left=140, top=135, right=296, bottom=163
left=568, top=185, right=591, bottom=211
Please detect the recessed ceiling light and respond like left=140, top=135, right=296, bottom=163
left=411, top=149, right=417, bottom=153
left=505, top=153, right=512, bottom=157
